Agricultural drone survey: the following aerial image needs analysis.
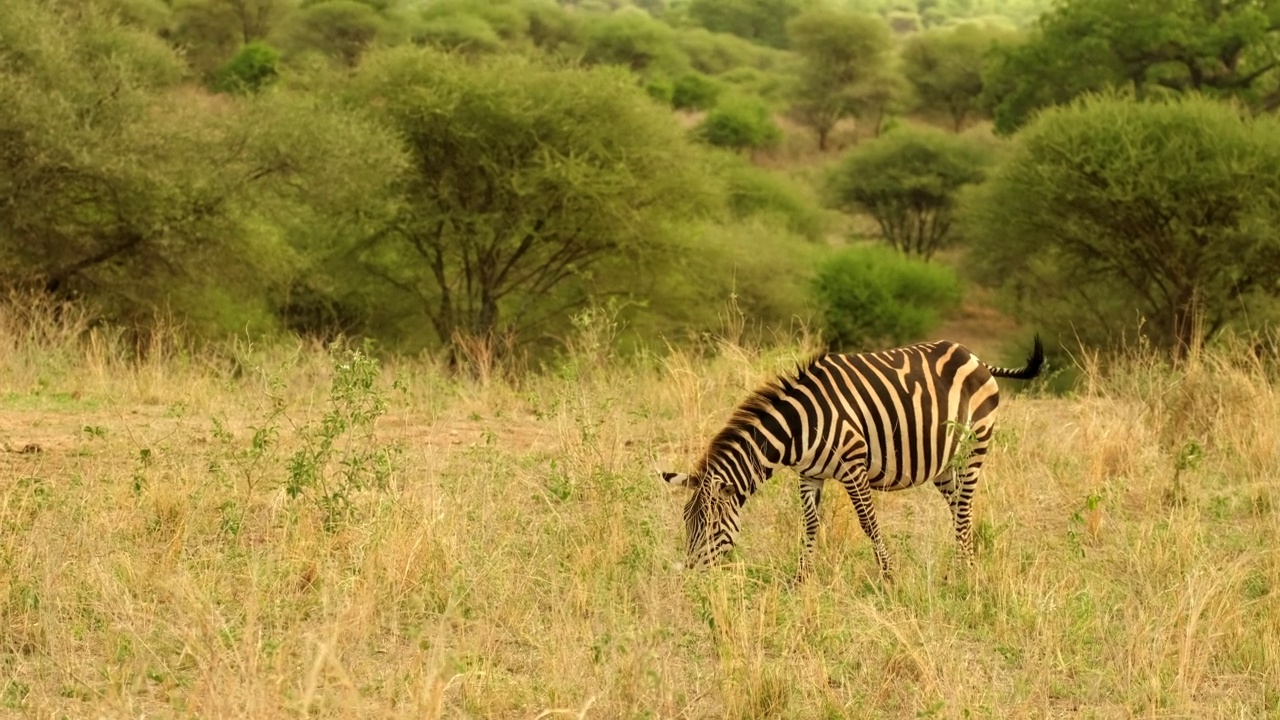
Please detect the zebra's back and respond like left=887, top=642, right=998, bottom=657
left=790, top=340, right=999, bottom=491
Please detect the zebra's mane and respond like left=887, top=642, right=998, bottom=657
left=691, top=354, right=826, bottom=482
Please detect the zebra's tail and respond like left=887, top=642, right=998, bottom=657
left=985, top=335, right=1045, bottom=380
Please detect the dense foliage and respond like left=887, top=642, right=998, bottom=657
left=0, top=0, right=400, bottom=335
left=983, top=0, right=1280, bottom=134
left=5, top=0, right=1276, bottom=364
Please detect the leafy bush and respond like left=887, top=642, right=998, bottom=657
left=412, top=13, right=505, bottom=54
left=628, top=220, right=819, bottom=344
left=717, top=66, right=789, bottom=104
left=414, top=0, right=579, bottom=54
left=695, top=96, right=781, bottom=151
left=673, top=26, right=787, bottom=75
left=646, top=76, right=675, bottom=104
left=714, top=154, right=827, bottom=241
left=672, top=73, right=721, bottom=110
left=686, top=0, right=811, bottom=49
left=826, top=126, right=989, bottom=259
left=213, top=41, right=280, bottom=93
left=812, top=244, right=962, bottom=350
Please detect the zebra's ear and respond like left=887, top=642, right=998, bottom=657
left=660, top=471, right=693, bottom=488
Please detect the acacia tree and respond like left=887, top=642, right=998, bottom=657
left=962, top=93, right=1280, bottom=354
left=983, top=0, right=1280, bottom=134
left=901, top=23, right=1013, bottom=132
left=827, top=127, right=988, bottom=260
left=285, top=0, right=388, bottom=67
left=786, top=8, right=894, bottom=150
left=343, top=48, right=714, bottom=347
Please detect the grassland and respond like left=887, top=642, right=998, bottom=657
left=2, top=301, right=1278, bottom=719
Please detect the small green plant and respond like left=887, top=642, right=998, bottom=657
left=2, top=679, right=29, bottom=710
left=207, top=374, right=287, bottom=495
left=131, top=447, right=152, bottom=496
left=82, top=425, right=107, bottom=439
left=1067, top=491, right=1105, bottom=557
left=284, top=346, right=406, bottom=528
left=946, top=420, right=979, bottom=475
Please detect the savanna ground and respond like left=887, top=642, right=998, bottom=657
left=2, top=301, right=1279, bottom=719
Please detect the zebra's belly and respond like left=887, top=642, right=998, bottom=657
left=867, top=471, right=941, bottom=492
left=866, top=455, right=953, bottom=491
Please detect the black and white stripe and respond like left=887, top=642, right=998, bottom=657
left=661, top=336, right=1044, bottom=579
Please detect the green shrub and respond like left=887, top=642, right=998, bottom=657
left=717, top=66, right=789, bottom=104
left=812, top=245, right=962, bottom=350
left=213, top=41, right=280, bottom=94
left=628, top=220, right=819, bottom=344
left=695, top=96, right=780, bottom=151
left=287, top=1, right=387, bottom=67
left=645, top=76, right=675, bottom=104
left=673, top=26, right=787, bottom=75
left=714, top=154, right=827, bottom=241
left=582, top=9, right=686, bottom=75
left=672, top=73, right=721, bottom=110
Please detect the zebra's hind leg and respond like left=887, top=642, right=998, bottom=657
left=795, top=476, right=825, bottom=583
left=837, top=468, right=894, bottom=582
left=941, top=429, right=993, bottom=572
left=933, top=469, right=971, bottom=575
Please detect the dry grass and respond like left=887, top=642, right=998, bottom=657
left=2, top=304, right=1278, bottom=719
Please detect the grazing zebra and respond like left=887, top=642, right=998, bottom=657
left=660, top=337, right=1044, bottom=580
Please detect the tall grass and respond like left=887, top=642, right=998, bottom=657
left=1, top=300, right=1277, bottom=718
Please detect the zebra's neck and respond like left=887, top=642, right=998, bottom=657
left=697, top=386, right=799, bottom=495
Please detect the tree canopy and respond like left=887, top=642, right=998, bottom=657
left=340, top=48, right=718, bottom=349
left=984, top=0, right=1280, bottom=134
left=786, top=7, right=895, bottom=150
left=962, top=92, right=1280, bottom=353
left=827, top=127, right=991, bottom=259
left=902, top=23, right=1014, bottom=131
left=685, top=0, right=814, bottom=49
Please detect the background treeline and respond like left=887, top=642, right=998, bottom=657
left=4, top=0, right=1280, bottom=371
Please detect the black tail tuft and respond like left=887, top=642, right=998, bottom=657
left=988, top=335, right=1045, bottom=380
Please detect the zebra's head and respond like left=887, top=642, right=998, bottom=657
left=660, top=471, right=744, bottom=569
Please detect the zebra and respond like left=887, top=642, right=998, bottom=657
left=660, top=336, right=1044, bottom=581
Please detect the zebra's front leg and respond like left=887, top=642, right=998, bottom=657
left=795, top=476, right=824, bottom=583
left=838, top=468, right=894, bottom=582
